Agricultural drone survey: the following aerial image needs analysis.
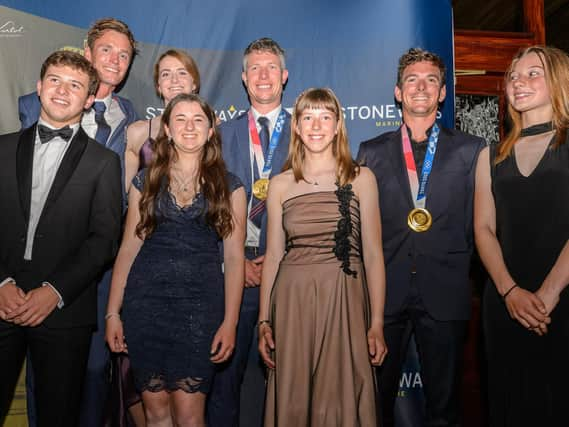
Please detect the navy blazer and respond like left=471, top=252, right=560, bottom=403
left=220, top=109, right=291, bottom=254
left=357, top=127, right=484, bottom=321
left=18, top=92, right=138, bottom=201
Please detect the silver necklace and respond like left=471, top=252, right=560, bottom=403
left=171, top=171, right=195, bottom=193
left=303, top=177, right=319, bottom=186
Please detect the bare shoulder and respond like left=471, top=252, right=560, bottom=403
left=268, top=170, right=295, bottom=201
left=126, top=119, right=149, bottom=151
left=477, top=145, right=490, bottom=167
left=270, top=169, right=294, bottom=191
left=352, top=166, right=377, bottom=194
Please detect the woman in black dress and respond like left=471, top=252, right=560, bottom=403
left=105, top=93, right=246, bottom=426
left=474, top=46, right=569, bottom=426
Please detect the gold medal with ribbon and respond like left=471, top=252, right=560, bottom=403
left=253, top=178, right=270, bottom=200
left=407, top=207, right=432, bottom=232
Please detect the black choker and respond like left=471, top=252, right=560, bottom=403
left=520, top=122, right=554, bottom=137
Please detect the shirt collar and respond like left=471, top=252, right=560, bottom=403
left=94, top=94, right=113, bottom=111
left=406, top=123, right=435, bottom=144
left=251, top=105, right=282, bottom=131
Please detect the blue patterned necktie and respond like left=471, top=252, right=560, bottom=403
left=249, top=116, right=271, bottom=228
left=257, top=116, right=270, bottom=155
left=93, top=101, right=111, bottom=145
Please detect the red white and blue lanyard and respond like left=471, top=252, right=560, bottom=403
left=401, top=123, right=440, bottom=208
left=248, top=109, right=287, bottom=179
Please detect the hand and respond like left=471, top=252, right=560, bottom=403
left=7, top=286, right=59, bottom=327
left=258, top=323, right=275, bottom=369
left=505, top=286, right=551, bottom=335
left=245, top=256, right=264, bottom=287
left=0, top=281, right=27, bottom=322
left=105, top=317, right=127, bottom=353
left=210, top=321, right=236, bottom=363
left=535, top=286, right=560, bottom=316
left=367, top=325, right=387, bottom=366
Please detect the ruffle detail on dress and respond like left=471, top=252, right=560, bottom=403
left=334, top=184, right=357, bottom=278
left=135, top=371, right=211, bottom=394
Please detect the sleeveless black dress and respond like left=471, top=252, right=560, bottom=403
left=483, top=138, right=569, bottom=426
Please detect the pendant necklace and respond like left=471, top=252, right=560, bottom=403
left=303, top=177, right=319, bottom=186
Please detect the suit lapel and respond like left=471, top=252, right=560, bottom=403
left=236, top=113, right=253, bottom=192
left=16, top=125, right=36, bottom=221
left=40, top=127, right=89, bottom=218
left=388, top=127, right=414, bottom=209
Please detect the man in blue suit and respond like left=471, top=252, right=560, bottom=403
left=18, top=18, right=138, bottom=427
left=357, top=48, right=484, bottom=427
left=207, top=37, right=290, bottom=427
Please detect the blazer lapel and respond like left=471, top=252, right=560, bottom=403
left=16, top=125, right=36, bottom=222
left=388, top=127, right=414, bottom=209
left=40, top=127, right=89, bottom=217
left=237, top=113, right=253, bottom=192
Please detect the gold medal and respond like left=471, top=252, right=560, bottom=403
left=407, top=208, right=432, bottom=232
left=253, top=178, right=269, bottom=200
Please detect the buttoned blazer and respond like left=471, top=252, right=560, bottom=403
left=357, top=127, right=484, bottom=321
left=220, top=110, right=292, bottom=254
left=0, top=125, right=122, bottom=328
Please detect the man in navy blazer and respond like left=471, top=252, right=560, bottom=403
left=357, top=48, right=484, bottom=427
left=0, top=50, right=122, bottom=427
left=207, top=38, right=290, bottom=427
left=17, top=18, right=138, bottom=427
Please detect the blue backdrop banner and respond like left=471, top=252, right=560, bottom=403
left=0, top=1, right=453, bottom=425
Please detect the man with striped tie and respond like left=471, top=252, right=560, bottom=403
left=208, top=37, right=290, bottom=427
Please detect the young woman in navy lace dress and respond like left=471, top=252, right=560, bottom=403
left=106, top=93, right=246, bottom=426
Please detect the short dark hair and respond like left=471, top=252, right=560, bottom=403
left=243, top=37, right=286, bottom=70
left=86, top=17, right=137, bottom=59
left=40, top=50, right=99, bottom=95
left=396, top=47, right=446, bottom=87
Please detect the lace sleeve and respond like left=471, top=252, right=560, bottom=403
left=132, top=169, right=146, bottom=192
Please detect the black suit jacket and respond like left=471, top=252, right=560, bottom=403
left=0, top=125, right=122, bottom=328
left=357, top=127, right=484, bottom=321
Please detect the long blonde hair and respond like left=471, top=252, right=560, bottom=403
left=283, top=87, right=358, bottom=186
left=497, top=45, right=569, bottom=163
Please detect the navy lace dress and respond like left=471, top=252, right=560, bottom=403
left=122, top=170, right=243, bottom=394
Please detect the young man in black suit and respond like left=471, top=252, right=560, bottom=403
left=357, top=48, right=485, bottom=427
left=0, top=50, right=122, bottom=426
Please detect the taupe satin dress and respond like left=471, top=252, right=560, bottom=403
left=265, top=186, right=378, bottom=427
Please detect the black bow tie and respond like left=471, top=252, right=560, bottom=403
left=38, top=124, right=73, bottom=144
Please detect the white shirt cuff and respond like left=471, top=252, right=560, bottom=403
left=42, top=282, right=64, bottom=309
left=0, top=277, right=16, bottom=287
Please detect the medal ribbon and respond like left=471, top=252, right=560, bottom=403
left=248, top=109, right=286, bottom=180
left=401, top=123, right=440, bottom=209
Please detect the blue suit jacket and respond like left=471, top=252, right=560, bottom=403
left=357, top=127, right=484, bottom=321
left=220, top=109, right=291, bottom=255
left=18, top=92, right=138, bottom=203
